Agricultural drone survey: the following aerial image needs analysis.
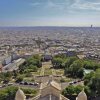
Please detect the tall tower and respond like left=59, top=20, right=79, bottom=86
left=91, top=25, right=93, bottom=28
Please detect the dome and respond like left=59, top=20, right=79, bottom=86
left=76, top=90, right=87, bottom=100
left=15, top=88, right=26, bottom=100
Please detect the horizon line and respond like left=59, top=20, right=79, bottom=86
left=0, top=25, right=100, bottom=28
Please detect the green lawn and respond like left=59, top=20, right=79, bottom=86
left=55, top=69, right=64, bottom=75
left=31, top=68, right=41, bottom=76
left=44, top=67, right=52, bottom=75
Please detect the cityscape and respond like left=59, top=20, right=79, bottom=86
left=0, top=27, right=100, bottom=100
left=0, top=0, right=100, bottom=100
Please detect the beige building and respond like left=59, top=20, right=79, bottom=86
left=38, top=79, right=69, bottom=100
left=15, top=79, right=87, bottom=100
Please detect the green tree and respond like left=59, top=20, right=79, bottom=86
left=16, top=75, right=23, bottom=83
left=62, top=85, right=84, bottom=96
left=75, top=85, right=84, bottom=94
left=84, top=69, right=100, bottom=97
left=65, top=60, right=84, bottom=78
left=84, top=72, right=95, bottom=85
left=65, top=57, right=78, bottom=68
left=83, top=60, right=100, bottom=70
left=62, top=85, right=75, bottom=96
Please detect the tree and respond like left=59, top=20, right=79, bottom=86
left=75, top=85, right=84, bottom=94
left=62, top=85, right=84, bottom=96
left=19, top=54, right=42, bottom=74
left=0, top=86, right=37, bottom=100
left=89, top=69, right=100, bottom=96
left=83, top=60, right=100, bottom=70
left=84, top=72, right=94, bottom=85
left=0, top=86, right=18, bottom=100
left=62, top=85, right=75, bottom=96
left=0, top=91, right=8, bottom=100
left=28, top=65, right=38, bottom=72
left=65, top=60, right=84, bottom=78
left=0, top=72, right=12, bottom=82
left=64, top=57, right=78, bottom=68
left=16, top=75, right=23, bottom=83
left=84, top=68, right=100, bottom=97
left=52, top=57, right=64, bottom=68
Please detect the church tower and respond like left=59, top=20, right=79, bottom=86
left=15, top=88, right=26, bottom=100
left=76, top=90, right=87, bottom=100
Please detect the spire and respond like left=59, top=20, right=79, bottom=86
left=48, top=75, right=53, bottom=85
left=76, top=90, right=87, bottom=100
left=15, top=87, right=26, bottom=100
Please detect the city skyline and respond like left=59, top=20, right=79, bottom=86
left=0, top=0, right=100, bottom=26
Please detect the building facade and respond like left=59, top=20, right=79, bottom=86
left=15, top=79, right=87, bottom=100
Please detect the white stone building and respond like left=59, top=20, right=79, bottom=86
left=15, top=80, right=87, bottom=100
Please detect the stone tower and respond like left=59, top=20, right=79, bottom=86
left=76, top=90, right=87, bottom=100
left=15, top=88, right=26, bottom=100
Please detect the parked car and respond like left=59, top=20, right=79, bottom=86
left=8, top=83, right=13, bottom=86
left=77, top=80, right=81, bottom=82
left=24, top=82, right=29, bottom=85
left=2, top=84, right=6, bottom=87
left=69, top=82, right=73, bottom=85
left=73, top=81, right=77, bottom=84
left=29, top=82, right=34, bottom=85
left=0, top=85, right=2, bottom=88
left=19, top=81, right=24, bottom=85
left=34, top=82, right=39, bottom=86
left=3, top=80, right=9, bottom=84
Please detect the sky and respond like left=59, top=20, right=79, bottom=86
left=0, top=0, right=100, bottom=26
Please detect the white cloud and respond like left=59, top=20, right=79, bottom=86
left=71, top=0, right=100, bottom=11
left=45, top=0, right=64, bottom=10
left=30, top=0, right=100, bottom=12
left=30, top=0, right=69, bottom=10
left=30, top=2, right=41, bottom=6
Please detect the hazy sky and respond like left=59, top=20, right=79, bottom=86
left=0, top=0, right=100, bottom=26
